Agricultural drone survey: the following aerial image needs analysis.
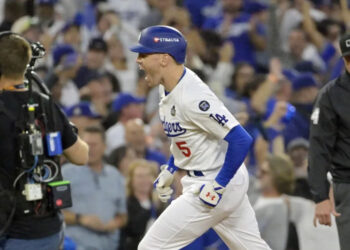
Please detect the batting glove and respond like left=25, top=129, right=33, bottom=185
left=199, top=181, right=225, bottom=208
left=154, top=165, right=175, bottom=203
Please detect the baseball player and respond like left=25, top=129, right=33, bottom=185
left=130, top=25, right=270, bottom=250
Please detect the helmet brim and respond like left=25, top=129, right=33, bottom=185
left=130, top=44, right=158, bottom=54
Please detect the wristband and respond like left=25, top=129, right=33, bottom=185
left=166, top=155, right=178, bottom=174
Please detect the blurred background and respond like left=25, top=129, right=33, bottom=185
left=1, top=0, right=345, bottom=249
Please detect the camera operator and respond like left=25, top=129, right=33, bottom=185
left=0, top=33, right=88, bottom=250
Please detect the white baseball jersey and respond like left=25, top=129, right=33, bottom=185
left=159, top=68, right=239, bottom=172
left=140, top=68, right=270, bottom=250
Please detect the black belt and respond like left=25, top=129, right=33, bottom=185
left=186, top=170, right=204, bottom=177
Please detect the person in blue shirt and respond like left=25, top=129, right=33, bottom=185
left=183, top=0, right=219, bottom=28
left=283, top=73, right=319, bottom=147
left=202, top=0, right=266, bottom=66
left=62, top=126, right=127, bottom=250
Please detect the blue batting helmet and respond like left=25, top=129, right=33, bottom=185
left=130, top=25, right=187, bottom=64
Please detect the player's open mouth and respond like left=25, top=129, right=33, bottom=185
left=138, top=66, right=150, bottom=82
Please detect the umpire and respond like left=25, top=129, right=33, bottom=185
left=0, top=33, right=88, bottom=250
left=308, top=33, right=350, bottom=249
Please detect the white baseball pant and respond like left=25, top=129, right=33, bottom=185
left=138, top=166, right=271, bottom=250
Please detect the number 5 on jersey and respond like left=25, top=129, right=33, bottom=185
left=176, top=141, right=191, bottom=157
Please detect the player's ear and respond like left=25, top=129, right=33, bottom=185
left=160, top=54, right=169, bottom=67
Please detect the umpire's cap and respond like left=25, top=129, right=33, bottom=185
left=130, top=25, right=187, bottom=64
left=340, top=33, right=350, bottom=57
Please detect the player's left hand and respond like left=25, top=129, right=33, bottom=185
left=154, top=165, right=175, bottom=203
left=199, top=181, right=225, bottom=208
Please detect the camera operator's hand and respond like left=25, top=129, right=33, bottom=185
left=79, top=215, right=106, bottom=232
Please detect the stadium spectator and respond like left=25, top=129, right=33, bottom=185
left=278, top=0, right=326, bottom=52
left=46, top=44, right=81, bottom=107
left=283, top=73, right=319, bottom=146
left=105, top=33, right=138, bottom=93
left=139, top=0, right=176, bottom=30
left=226, top=62, right=255, bottom=101
left=124, top=118, right=167, bottom=167
left=0, top=0, right=25, bottom=31
left=287, top=137, right=312, bottom=200
left=254, top=154, right=339, bottom=250
left=148, top=122, right=172, bottom=160
left=106, top=145, right=137, bottom=177
left=202, top=0, right=267, bottom=66
left=65, top=102, right=102, bottom=135
left=60, top=16, right=83, bottom=51
left=105, top=93, right=145, bottom=154
left=11, top=16, right=42, bottom=42
left=62, top=126, right=127, bottom=250
left=300, top=0, right=342, bottom=81
left=281, top=28, right=326, bottom=72
left=35, top=0, right=65, bottom=38
left=74, top=37, right=108, bottom=89
left=119, top=159, right=158, bottom=250
left=106, top=0, right=150, bottom=29
left=195, top=30, right=234, bottom=99
left=79, top=74, right=113, bottom=117
left=183, top=0, right=220, bottom=28
left=91, top=5, right=139, bottom=47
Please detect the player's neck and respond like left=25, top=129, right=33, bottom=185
left=161, top=65, right=185, bottom=92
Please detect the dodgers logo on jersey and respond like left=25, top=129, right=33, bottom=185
left=209, top=113, right=228, bottom=126
left=161, top=117, right=186, bottom=137
left=199, top=100, right=210, bottom=111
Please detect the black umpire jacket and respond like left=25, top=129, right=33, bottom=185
left=308, top=71, right=350, bottom=203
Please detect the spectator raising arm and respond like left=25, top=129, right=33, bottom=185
left=250, top=58, right=282, bottom=114
left=340, top=0, right=350, bottom=32
left=301, top=0, right=324, bottom=50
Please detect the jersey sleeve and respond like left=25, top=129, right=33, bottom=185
left=182, top=86, right=239, bottom=139
left=54, top=103, right=78, bottom=150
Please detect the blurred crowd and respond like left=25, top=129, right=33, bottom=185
left=0, top=0, right=347, bottom=249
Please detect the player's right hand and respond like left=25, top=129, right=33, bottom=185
left=154, top=165, right=174, bottom=203
left=199, top=181, right=225, bottom=208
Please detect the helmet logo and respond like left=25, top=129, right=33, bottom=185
left=153, top=37, right=180, bottom=43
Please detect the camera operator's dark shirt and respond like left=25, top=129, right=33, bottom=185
left=0, top=90, right=77, bottom=239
